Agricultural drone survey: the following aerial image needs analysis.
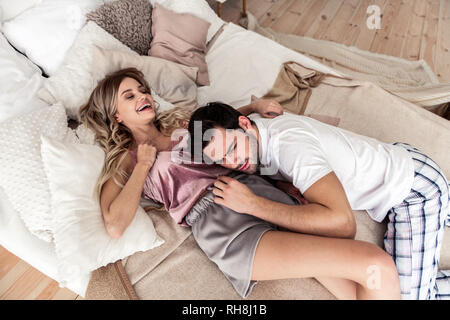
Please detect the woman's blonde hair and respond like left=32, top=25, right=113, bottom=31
left=78, top=68, right=192, bottom=199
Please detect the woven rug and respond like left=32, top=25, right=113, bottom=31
left=239, top=12, right=450, bottom=114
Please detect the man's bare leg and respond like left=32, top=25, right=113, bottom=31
left=315, top=277, right=357, bottom=300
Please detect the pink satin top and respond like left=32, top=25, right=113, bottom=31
left=130, top=133, right=230, bottom=225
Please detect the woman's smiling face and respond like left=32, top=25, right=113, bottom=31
left=114, top=77, right=156, bottom=128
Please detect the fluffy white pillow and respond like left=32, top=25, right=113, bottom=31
left=150, top=0, right=224, bottom=43
left=0, top=0, right=40, bottom=22
left=0, top=104, right=71, bottom=242
left=40, top=136, right=164, bottom=287
left=73, top=123, right=96, bottom=145
left=38, top=21, right=195, bottom=119
left=1, top=0, right=104, bottom=75
left=0, top=32, right=48, bottom=122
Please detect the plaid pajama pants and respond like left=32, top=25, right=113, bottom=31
left=384, top=143, right=450, bottom=300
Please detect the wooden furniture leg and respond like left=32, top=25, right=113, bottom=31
left=217, top=2, right=222, bottom=17
left=242, top=0, right=247, bottom=18
left=216, top=0, right=247, bottom=19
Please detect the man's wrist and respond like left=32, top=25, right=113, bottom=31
left=239, top=104, right=254, bottom=116
left=250, top=101, right=260, bottom=114
left=248, top=195, right=264, bottom=216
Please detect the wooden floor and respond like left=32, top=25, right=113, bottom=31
left=1, top=0, right=449, bottom=301
left=209, top=0, right=450, bottom=83
left=0, top=246, right=81, bottom=300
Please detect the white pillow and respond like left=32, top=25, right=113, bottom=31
left=2, top=0, right=104, bottom=75
left=150, top=0, right=224, bottom=43
left=0, top=0, right=40, bottom=22
left=0, top=32, right=48, bottom=122
left=38, top=21, right=186, bottom=120
left=40, top=136, right=164, bottom=287
left=198, top=23, right=342, bottom=108
left=0, top=104, right=71, bottom=242
left=73, top=123, right=96, bottom=145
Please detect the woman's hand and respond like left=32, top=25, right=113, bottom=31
left=251, top=98, right=284, bottom=118
left=136, top=143, right=157, bottom=169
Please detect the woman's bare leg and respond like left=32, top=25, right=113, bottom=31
left=252, top=231, right=401, bottom=300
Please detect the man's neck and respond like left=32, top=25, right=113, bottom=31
left=252, top=122, right=262, bottom=160
left=248, top=121, right=263, bottom=169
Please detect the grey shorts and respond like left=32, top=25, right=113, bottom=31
left=185, top=173, right=297, bottom=298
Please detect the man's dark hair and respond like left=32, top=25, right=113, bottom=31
left=187, top=102, right=247, bottom=162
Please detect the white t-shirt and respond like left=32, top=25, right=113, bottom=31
left=252, top=114, right=415, bottom=222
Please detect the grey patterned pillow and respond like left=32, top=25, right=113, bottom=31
left=86, top=0, right=152, bottom=55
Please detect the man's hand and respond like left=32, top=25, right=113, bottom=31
left=212, top=176, right=259, bottom=214
left=251, top=98, right=284, bottom=118
left=236, top=97, right=283, bottom=118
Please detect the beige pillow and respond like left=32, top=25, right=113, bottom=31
left=149, top=3, right=210, bottom=86
left=92, top=46, right=199, bottom=110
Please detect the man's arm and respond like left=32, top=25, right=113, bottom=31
left=236, top=99, right=284, bottom=118
left=213, top=172, right=356, bottom=239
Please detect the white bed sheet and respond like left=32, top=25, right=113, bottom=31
left=198, top=22, right=343, bottom=108
left=0, top=187, right=91, bottom=297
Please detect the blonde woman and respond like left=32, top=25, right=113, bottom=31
left=78, top=67, right=283, bottom=237
left=78, top=68, right=401, bottom=300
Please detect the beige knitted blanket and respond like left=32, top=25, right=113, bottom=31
left=240, top=12, right=450, bottom=110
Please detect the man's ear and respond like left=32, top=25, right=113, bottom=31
left=238, top=116, right=252, bottom=131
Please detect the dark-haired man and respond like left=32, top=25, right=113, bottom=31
left=188, top=102, right=450, bottom=300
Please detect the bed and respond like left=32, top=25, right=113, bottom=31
left=0, top=0, right=449, bottom=300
